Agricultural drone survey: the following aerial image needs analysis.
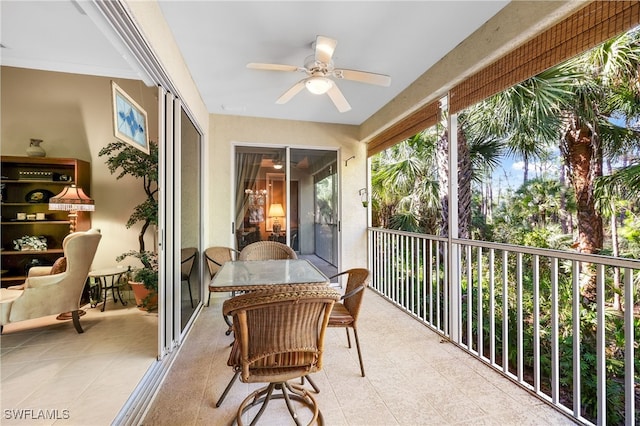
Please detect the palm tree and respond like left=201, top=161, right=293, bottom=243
left=463, top=70, right=569, bottom=184
left=595, top=162, right=640, bottom=310
left=557, top=29, right=640, bottom=301
left=371, top=131, right=440, bottom=233
left=465, top=28, right=640, bottom=301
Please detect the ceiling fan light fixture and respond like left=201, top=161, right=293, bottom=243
left=305, top=77, right=332, bottom=95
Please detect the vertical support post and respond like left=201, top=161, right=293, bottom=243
left=623, top=268, right=635, bottom=424
left=448, top=109, right=460, bottom=343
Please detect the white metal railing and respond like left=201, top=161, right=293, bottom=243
left=368, top=228, right=638, bottom=426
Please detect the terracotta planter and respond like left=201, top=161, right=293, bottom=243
left=129, top=281, right=158, bottom=311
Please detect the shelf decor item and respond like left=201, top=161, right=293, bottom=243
left=26, top=138, right=46, bottom=157
left=18, top=170, right=53, bottom=180
left=13, top=235, right=47, bottom=251
left=111, top=81, right=149, bottom=154
left=49, top=185, right=95, bottom=233
left=25, top=189, right=55, bottom=203
left=1, top=156, right=92, bottom=287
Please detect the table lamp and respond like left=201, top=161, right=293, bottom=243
left=268, top=203, right=285, bottom=234
left=49, top=184, right=95, bottom=233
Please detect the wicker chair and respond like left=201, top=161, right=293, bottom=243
left=204, top=246, right=239, bottom=307
left=328, top=268, right=371, bottom=377
left=181, top=247, right=198, bottom=308
left=238, top=241, right=297, bottom=261
left=222, top=285, right=340, bottom=425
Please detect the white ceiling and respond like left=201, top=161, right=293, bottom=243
left=1, top=1, right=510, bottom=126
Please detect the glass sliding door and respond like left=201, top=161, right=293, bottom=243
left=233, top=146, right=338, bottom=277
left=290, top=149, right=338, bottom=278
left=234, top=146, right=287, bottom=250
left=179, top=108, right=201, bottom=331
left=313, top=164, right=337, bottom=265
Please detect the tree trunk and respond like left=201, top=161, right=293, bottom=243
left=457, top=128, right=472, bottom=239
left=610, top=205, right=621, bottom=310
left=559, top=162, right=570, bottom=234
left=437, top=130, right=449, bottom=237
left=563, top=117, right=603, bottom=303
left=606, top=159, right=621, bottom=311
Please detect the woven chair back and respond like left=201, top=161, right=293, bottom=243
left=204, top=246, right=237, bottom=279
left=180, top=247, right=197, bottom=279
left=342, top=268, right=371, bottom=320
left=223, top=285, right=340, bottom=383
left=238, top=241, right=297, bottom=261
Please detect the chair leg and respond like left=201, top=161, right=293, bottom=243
left=72, top=310, right=84, bottom=334
left=345, top=327, right=352, bottom=348
left=238, top=383, right=276, bottom=425
left=206, top=290, right=211, bottom=307
left=302, top=375, right=320, bottom=393
left=236, top=382, right=320, bottom=426
left=216, top=370, right=240, bottom=407
left=280, top=383, right=300, bottom=424
left=352, top=327, right=365, bottom=377
left=187, top=278, right=194, bottom=308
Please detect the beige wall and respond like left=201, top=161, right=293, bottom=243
left=208, top=114, right=368, bottom=270
left=1, top=66, right=158, bottom=270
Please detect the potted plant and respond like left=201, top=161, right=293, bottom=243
left=99, top=140, right=158, bottom=310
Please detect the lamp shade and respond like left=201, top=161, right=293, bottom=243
left=268, top=203, right=285, bottom=218
left=49, top=185, right=95, bottom=211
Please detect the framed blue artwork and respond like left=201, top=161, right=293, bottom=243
left=111, top=81, right=149, bottom=154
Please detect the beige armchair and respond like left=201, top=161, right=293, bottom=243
left=0, top=229, right=102, bottom=334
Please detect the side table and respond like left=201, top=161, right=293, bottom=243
left=88, top=267, right=129, bottom=312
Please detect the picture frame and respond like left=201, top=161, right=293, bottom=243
left=111, top=81, right=149, bottom=154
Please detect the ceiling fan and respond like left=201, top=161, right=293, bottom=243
left=247, top=35, right=391, bottom=113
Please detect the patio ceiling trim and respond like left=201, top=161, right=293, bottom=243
left=367, top=101, right=440, bottom=157
left=367, top=1, right=640, bottom=158
left=449, top=1, right=640, bottom=114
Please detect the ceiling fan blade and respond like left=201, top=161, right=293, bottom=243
left=247, top=63, right=301, bottom=72
left=314, top=35, right=337, bottom=64
left=326, top=84, right=351, bottom=113
left=276, top=80, right=305, bottom=104
left=334, top=68, right=391, bottom=87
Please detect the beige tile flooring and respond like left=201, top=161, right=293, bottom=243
left=0, top=292, right=157, bottom=425
left=0, top=287, right=580, bottom=426
left=142, top=290, right=579, bottom=426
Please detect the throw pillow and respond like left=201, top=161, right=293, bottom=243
left=50, top=257, right=67, bottom=275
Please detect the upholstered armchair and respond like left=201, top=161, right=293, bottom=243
left=0, top=229, right=102, bottom=334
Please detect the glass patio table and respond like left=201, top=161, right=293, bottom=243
left=209, top=259, right=330, bottom=333
left=208, top=259, right=329, bottom=293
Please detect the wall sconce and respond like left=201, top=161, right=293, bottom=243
left=359, top=188, right=368, bottom=208
left=344, top=155, right=355, bottom=167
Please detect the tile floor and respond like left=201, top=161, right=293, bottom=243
left=1, top=285, right=581, bottom=426
left=0, top=293, right=157, bottom=425
left=142, top=290, right=579, bottom=425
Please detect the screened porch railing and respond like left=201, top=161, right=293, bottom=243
left=368, top=227, right=637, bottom=426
